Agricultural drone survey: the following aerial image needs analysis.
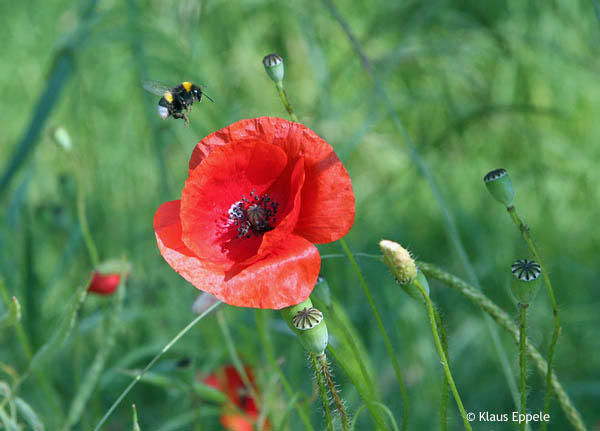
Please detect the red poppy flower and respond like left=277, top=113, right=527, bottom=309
left=203, top=365, right=267, bottom=431
left=87, top=260, right=130, bottom=295
left=88, top=271, right=121, bottom=295
left=154, top=117, right=354, bottom=309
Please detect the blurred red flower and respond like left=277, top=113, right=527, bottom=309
left=87, top=272, right=121, bottom=295
left=154, top=117, right=354, bottom=309
left=204, top=365, right=266, bottom=431
left=87, top=260, right=130, bottom=295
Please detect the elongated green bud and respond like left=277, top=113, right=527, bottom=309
left=51, top=126, right=73, bottom=152
left=510, top=259, right=541, bottom=304
left=281, top=297, right=328, bottom=355
left=484, top=168, right=514, bottom=207
left=380, top=239, right=430, bottom=299
left=262, top=53, right=285, bottom=84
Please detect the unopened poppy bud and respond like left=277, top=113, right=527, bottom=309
left=262, top=53, right=285, bottom=84
left=484, top=168, right=514, bottom=207
left=51, top=126, right=72, bottom=152
left=88, top=259, right=131, bottom=295
left=380, top=239, right=429, bottom=299
left=281, top=297, right=328, bottom=355
left=510, top=259, right=541, bottom=304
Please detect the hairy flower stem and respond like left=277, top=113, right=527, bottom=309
left=275, top=82, right=298, bottom=123
left=507, top=205, right=560, bottom=430
left=318, top=353, right=350, bottom=430
left=433, top=309, right=449, bottom=431
left=339, top=238, right=409, bottom=430
left=413, top=279, right=471, bottom=431
left=311, top=353, right=333, bottom=431
left=419, top=262, right=587, bottom=431
left=519, top=303, right=528, bottom=431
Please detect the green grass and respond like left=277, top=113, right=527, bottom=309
left=1, top=0, right=599, bottom=429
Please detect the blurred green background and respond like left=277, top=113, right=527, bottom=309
left=1, top=0, right=599, bottom=429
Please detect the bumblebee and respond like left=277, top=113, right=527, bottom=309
left=142, top=80, right=213, bottom=125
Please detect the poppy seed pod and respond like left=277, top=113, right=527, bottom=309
left=510, top=259, right=541, bottom=304
left=262, top=53, right=285, bottom=84
left=484, top=168, right=514, bottom=207
left=281, top=297, right=328, bottom=355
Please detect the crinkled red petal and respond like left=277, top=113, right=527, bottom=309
left=189, top=117, right=355, bottom=243
left=154, top=200, right=320, bottom=309
left=180, top=140, right=289, bottom=265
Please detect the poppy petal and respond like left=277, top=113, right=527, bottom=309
left=155, top=200, right=320, bottom=309
left=180, top=140, right=289, bottom=265
left=189, top=117, right=354, bottom=243
left=231, top=157, right=305, bottom=270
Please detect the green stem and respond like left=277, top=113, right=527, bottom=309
left=92, top=301, right=221, bottom=431
left=419, top=262, right=587, bottom=431
left=519, top=303, right=528, bottom=431
left=507, top=205, right=560, bottom=431
left=254, top=310, right=314, bottom=430
left=433, top=309, right=448, bottom=431
left=311, top=353, right=333, bottom=431
left=74, top=159, right=100, bottom=268
left=216, top=310, right=261, bottom=409
left=413, top=280, right=471, bottom=431
left=275, top=82, right=299, bottom=122
left=339, top=238, right=409, bottom=430
left=0, top=280, right=32, bottom=360
left=318, top=354, right=349, bottom=431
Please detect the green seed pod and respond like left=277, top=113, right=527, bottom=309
left=281, top=297, right=328, bottom=355
left=484, top=168, right=514, bottom=207
left=262, top=53, right=285, bottom=84
left=510, top=259, right=541, bottom=304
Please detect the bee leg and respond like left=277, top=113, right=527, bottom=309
left=183, top=113, right=190, bottom=126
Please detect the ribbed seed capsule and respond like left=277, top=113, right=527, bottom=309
left=511, top=259, right=542, bottom=281
left=281, top=297, right=328, bottom=355
left=292, top=307, right=323, bottom=330
left=510, top=258, right=542, bottom=304
left=484, top=168, right=514, bottom=207
left=262, top=53, right=285, bottom=84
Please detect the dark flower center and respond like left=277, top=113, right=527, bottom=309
left=229, top=190, right=279, bottom=239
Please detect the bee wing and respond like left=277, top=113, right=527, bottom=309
left=142, top=80, right=173, bottom=96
